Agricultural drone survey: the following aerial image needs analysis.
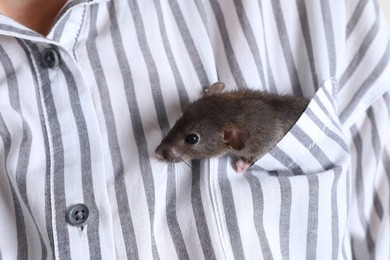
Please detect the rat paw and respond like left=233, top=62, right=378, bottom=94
left=235, top=159, right=251, bottom=174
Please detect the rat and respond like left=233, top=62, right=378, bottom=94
left=155, top=82, right=309, bottom=173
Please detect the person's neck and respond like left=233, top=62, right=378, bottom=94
left=0, top=0, right=67, bottom=35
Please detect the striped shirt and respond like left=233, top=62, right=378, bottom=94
left=0, top=0, right=389, bottom=259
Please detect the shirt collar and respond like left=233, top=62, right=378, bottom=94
left=0, top=0, right=109, bottom=41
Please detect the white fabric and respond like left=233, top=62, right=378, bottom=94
left=0, top=0, right=389, bottom=259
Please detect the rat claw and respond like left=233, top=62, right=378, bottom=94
left=235, top=159, right=251, bottom=174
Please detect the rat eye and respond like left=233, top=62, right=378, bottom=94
left=185, top=133, right=199, bottom=145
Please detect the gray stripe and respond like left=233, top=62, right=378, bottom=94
left=383, top=99, right=390, bottom=229
left=218, top=157, right=245, bottom=259
left=273, top=170, right=294, bottom=177
left=351, top=238, right=357, bottom=260
left=345, top=161, right=351, bottom=258
left=296, top=0, right=319, bottom=89
left=373, top=192, right=384, bottom=220
left=331, top=167, right=342, bottom=260
left=257, top=0, right=277, bottom=93
left=153, top=2, right=214, bottom=257
left=305, top=108, right=348, bottom=152
left=383, top=92, right=390, bottom=115
left=208, top=0, right=247, bottom=87
left=152, top=0, right=190, bottom=110
left=60, top=60, right=102, bottom=258
left=383, top=149, right=390, bottom=199
left=271, top=0, right=303, bottom=96
left=88, top=5, right=139, bottom=259
left=0, top=114, right=28, bottom=260
left=366, top=108, right=384, bottom=220
left=289, top=126, right=336, bottom=259
left=320, top=0, right=337, bottom=76
left=0, top=40, right=33, bottom=217
left=18, top=39, right=54, bottom=258
left=269, top=147, right=304, bottom=175
left=168, top=0, right=210, bottom=88
left=15, top=109, right=42, bottom=257
left=346, top=0, right=369, bottom=39
left=0, top=24, right=41, bottom=37
left=306, top=174, right=319, bottom=260
left=366, top=108, right=381, bottom=165
left=340, top=41, right=390, bottom=123
left=350, top=125, right=375, bottom=257
left=166, top=164, right=190, bottom=259
left=263, top=42, right=277, bottom=93
left=291, top=126, right=335, bottom=170
left=194, top=0, right=209, bottom=33
left=342, top=166, right=352, bottom=260
left=321, top=82, right=341, bottom=124
left=153, top=2, right=192, bottom=254
left=127, top=0, right=169, bottom=134
left=278, top=176, right=291, bottom=260
left=340, top=21, right=379, bottom=89
left=312, top=94, right=342, bottom=132
left=1, top=42, right=48, bottom=259
left=191, top=160, right=217, bottom=260
left=28, top=42, right=71, bottom=260
left=52, top=12, right=71, bottom=42
left=245, top=171, right=274, bottom=260
left=322, top=80, right=336, bottom=104
left=126, top=0, right=178, bottom=257
left=233, top=0, right=266, bottom=88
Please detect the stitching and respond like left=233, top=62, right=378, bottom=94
left=72, top=5, right=87, bottom=60
left=23, top=40, right=57, bottom=258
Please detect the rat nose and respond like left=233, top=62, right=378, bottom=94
left=155, top=145, right=164, bottom=159
left=155, top=145, right=180, bottom=162
left=155, top=145, right=172, bottom=161
left=155, top=146, right=164, bottom=160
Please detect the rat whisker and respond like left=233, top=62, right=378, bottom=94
left=156, top=174, right=168, bottom=189
left=169, top=160, right=192, bottom=178
left=181, top=160, right=192, bottom=169
left=150, top=124, right=165, bottom=139
left=152, top=163, right=169, bottom=188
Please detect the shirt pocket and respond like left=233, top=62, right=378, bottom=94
left=253, top=78, right=351, bottom=175
left=235, top=78, right=352, bottom=259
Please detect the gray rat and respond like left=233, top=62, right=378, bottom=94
left=155, top=82, right=309, bottom=173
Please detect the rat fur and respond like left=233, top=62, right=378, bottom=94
left=155, top=82, right=309, bottom=173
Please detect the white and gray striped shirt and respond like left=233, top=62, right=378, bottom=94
left=0, top=0, right=389, bottom=259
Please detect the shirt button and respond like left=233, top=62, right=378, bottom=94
left=67, top=203, right=90, bottom=227
left=42, top=48, right=60, bottom=68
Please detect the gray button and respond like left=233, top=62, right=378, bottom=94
left=67, top=203, right=90, bottom=227
left=42, top=48, right=60, bottom=68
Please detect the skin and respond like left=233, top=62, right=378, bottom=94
left=0, top=0, right=67, bottom=35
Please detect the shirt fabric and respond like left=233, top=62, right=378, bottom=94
left=0, top=0, right=389, bottom=259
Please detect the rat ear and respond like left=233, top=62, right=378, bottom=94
left=222, top=126, right=250, bottom=151
left=204, top=82, right=225, bottom=96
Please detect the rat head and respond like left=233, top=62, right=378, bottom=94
left=155, top=107, right=226, bottom=162
left=155, top=98, right=250, bottom=163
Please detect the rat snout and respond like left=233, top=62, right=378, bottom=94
left=155, top=146, right=164, bottom=160
left=155, top=144, right=181, bottom=163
